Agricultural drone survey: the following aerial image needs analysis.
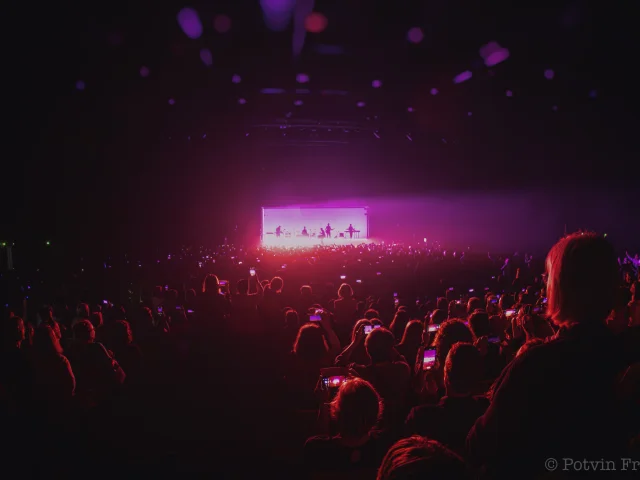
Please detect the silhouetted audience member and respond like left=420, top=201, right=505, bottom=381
left=406, top=342, right=489, bottom=454
left=305, top=378, right=390, bottom=476
left=31, top=324, right=75, bottom=404
left=468, top=232, right=639, bottom=478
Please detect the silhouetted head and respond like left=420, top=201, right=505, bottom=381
left=330, top=378, right=382, bottom=439
left=399, top=320, right=423, bottom=346
left=365, top=327, right=396, bottom=364
left=377, top=436, right=470, bottom=480
left=546, top=232, right=617, bottom=326
left=236, top=279, right=249, bottom=295
left=76, top=303, right=90, bottom=319
left=270, top=276, right=284, bottom=292
left=468, top=310, right=491, bottom=338
left=73, top=319, right=96, bottom=343
left=202, top=274, right=220, bottom=294
left=293, top=323, right=327, bottom=363
left=338, top=283, right=353, bottom=299
left=444, top=342, right=483, bottom=396
left=433, top=319, right=474, bottom=365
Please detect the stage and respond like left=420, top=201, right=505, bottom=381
left=261, top=206, right=369, bottom=246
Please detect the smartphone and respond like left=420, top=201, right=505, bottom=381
left=176, top=306, right=183, bottom=311
left=488, top=335, right=501, bottom=344
left=423, top=348, right=437, bottom=370
left=315, top=309, right=323, bottom=315
left=364, top=325, right=373, bottom=334
left=187, top=309, right=194, bottom=314
left=249, top=268, right=256, bottom=276
left=340, top=275, right=346, bottom=280
left=373, top=325, right=381, bottom=330
left=490, top=298, right=498, bottom=304
left=322, top=375, right=346, bottom=390
left=416, top=298, right=421, bottom=306
left=533, top=306, right=543, bottom=314
left=448, top=287, right=454, bottom=291
left=455, top=300, right=461, bottom=304
left=103, top=300, right=108, bottom=305
left=469, top=288, right=474, bottom=293
left=310, top=314, right=321, bottom=322
left=356, top=279, right=362, bottom=284
left=428, top=324, right=440, bottom=333
left=505, top=309, right=516, bottom=317
left=219, top=280, right=227, bottom=286
left=157, top=306, right=163, bottom=315
left=393, top=292, right=398, bottom=297
left=164, top=285, right=168, bottom=291
left=281, top=264, right=286, bottom=269
left=394, top=298, right=399, bottom=306
left=543, top=297, right=548, bottom=304
left=376, top=272, right=382, bottom=276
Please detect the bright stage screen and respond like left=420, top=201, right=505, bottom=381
left=262, top=207, right=368, bottom=246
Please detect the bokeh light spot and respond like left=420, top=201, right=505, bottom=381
left=260, top=0, right=295, bottom=31
left=589, top=89, right=598, bottom=99
left=75, top=80, right=85, bottom=90
left=407, top=107, right=414, bottom=112
left=407, top=27, right=424, bottom=44
left=453, top=70, right=472, bottom=84
left=551, top=105, right=558, bottom=111
left=305, top=12, right=328, bottom=33
left=139, top=66, right=150, bottom=78
left=506, top=90, right=513, bottom=97
left=238, top=98, right=247, bottom=105
left=468, top=111, right=473, bottom=116
left=430, top=88, right=438, bottom=95
left=480, top=41, right=510, bottom=67
left=296, top=73, right=310, bottom=83
left=372, top=79, right=382, bottom=88
left=232, top=74, right=242, bottom=84
left=200, top=48, right=213, bottom=67
left=213, top=14, right=232, bottom=33
left=544, top=69, right=555, bottom=80
left=177, top=8, right=203, bottom=39
left=294, top=100, right=303, bottom=106
left=356, top=101, right=366, bottom=108
left=168, top=98, right=175, bottom=105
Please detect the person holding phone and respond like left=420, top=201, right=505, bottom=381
left=304, top=378, right=391, bottom=474
left=348, top=328, right=411, bottom=427
left=229, top=269, right=265, bottom=334
left=406, top=343, right=489, bottom=455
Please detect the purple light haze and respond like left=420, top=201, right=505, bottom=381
left=238, top=98, right=247, bottom=105
left=231, top=74, right=242, bottom=84
left=315, top=44, right=344, bottom=55
left=213, top=14, right=232, bottom=33
left=589, top=89, right=598, bottom=99
left=294, top=99, right=303, bottom=106
left=262, top=207, right=368, bottom=246
left=505, top=90, right=513, bottom=97
left=453, top=70, right=472, bottom=84
left=261, top=88, right=285, bottom=94
left=407, top=27, right=424, bottom=44
left=468, top=111, right=473, bottom=116
left=372, top=79, right=382, bottom=88
left=168, top=98, right=175, bottom=105
left=139, top=66, right=150, bottom=77
left=296, top=73, right=310, bottom=83
left=544, top=69, right=555, bottom=80
left=430, top=88, right=438, bottom=95
left=407, top=107, right=414, bottom=112
left=200, top=48, right=213, bottom=67
left=177, top=8, right=203, bottom=39
left=75, top=80, right=85, bottom=91
left=260, top=0, right=295, bottom=31
left=479, top=41, right=501, bottom=60
left=552, top=105, right=558, bottom=111
left=356, top=101, right=366, bottom=107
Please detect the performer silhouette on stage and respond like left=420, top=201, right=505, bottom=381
left=301, top=226, right=308, bottom=236
left=319, top=227, right=326, bottom=237
left=347, top=224, right=355, bottom=239
left=325, top=223, right=332, bottom=239
left=275, top=226, right=282, bottom=238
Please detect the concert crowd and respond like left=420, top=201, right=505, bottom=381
left=1, top=233, right=639, bottom=478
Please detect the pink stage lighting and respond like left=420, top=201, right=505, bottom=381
left=262, top=206, right=369, bottom=247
